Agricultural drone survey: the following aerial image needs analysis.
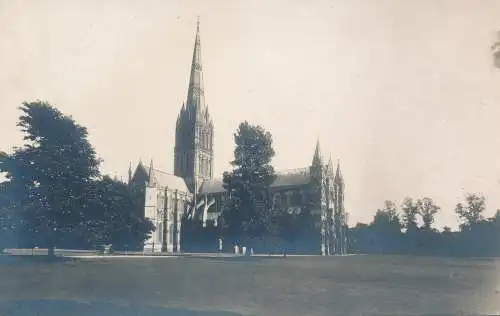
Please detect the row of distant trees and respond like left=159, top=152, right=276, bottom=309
left=0, top=101, right=154, bottom=255
left=349, top=196, right=500, bottom=257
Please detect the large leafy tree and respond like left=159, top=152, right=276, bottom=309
left=84, top=176, right=154, bottom=250
left=221, top=121, right=277, bottom=240
left=0, top=101, right=101, bottom=255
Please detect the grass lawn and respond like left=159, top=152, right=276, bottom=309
left=0, top=254, right=498, bottom=316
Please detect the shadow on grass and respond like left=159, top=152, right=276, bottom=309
left=0, top=254, right=75, bottom=265
left=0, top=300, right=244, bottom=316
left=188, top=256, right=265, bottom=262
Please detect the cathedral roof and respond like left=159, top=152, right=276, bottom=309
left=272, top=168, right=311, bottom=187
left=149, top=168, right=190, bottom=193
left=199, top=167, right=312, bottom=194
left=199, top=178, right=224, bottom=194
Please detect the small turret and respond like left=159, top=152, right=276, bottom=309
left=334, top=160, right=344, bottom=185
left=311, top=138, right=323, bottom=167
left=130, top=160, right=148, bottom=187
left=327, top=155, right=334, bottom=178
left=128, top=161, right=132, bottom=185
left=309, top=138, right=324, bottom=194
left=147, top=159, right=155, bottom=187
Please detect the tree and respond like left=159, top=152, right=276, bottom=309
left=0, top=180, right=18, bottom=251
left=0, top=101, right=101, bottom=256
left=84, top=176, right=154, bottom=250
left=221, top=121, right=277, bottom=241
left=374, top=201, right=400, bottom=226
left=455, top=193, right=485, bottom=230
left=417, top=197, right=440, bottom=230
left=370, top=201, right=402, bottom=253
left=401, top=197, right=419, bottom=232
left=491, top=210, right=500, bottom=226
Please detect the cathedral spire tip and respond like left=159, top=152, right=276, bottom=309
left=185, top=14, right=206, bottom=117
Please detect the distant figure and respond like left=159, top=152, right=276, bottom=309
left=242, top=246, right=247, bottom=256
left=250, top=248, right=254, bottom=256
left=234, top=244, right=239, bottom=255
left=217, top=237, right=223, bottom=253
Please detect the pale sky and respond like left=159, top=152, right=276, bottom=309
left=1, top=0, right=500, bottom=229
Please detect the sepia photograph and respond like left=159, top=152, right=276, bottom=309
left=0, top=1, right=499, bottom=315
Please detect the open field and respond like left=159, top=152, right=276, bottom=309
left=0, top=254, right=498, bottom=316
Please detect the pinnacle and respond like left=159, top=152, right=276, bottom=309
left=312, top=138, right=322, bottom=166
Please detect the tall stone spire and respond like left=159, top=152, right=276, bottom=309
left=174, top=18, right=215, bottom=193
left=186, top=16, right=205, bottom=117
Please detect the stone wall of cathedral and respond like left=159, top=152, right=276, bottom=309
left=144, top=186, right=192, bottom=253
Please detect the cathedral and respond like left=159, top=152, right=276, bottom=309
left=129, top=21, right=348, bottom=255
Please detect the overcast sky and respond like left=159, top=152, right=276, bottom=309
left=1, top=0, right=500, bottom=229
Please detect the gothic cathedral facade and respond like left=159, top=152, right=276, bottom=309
left=128, top=21, right=348, bottom=255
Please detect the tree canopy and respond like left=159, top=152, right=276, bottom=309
left=401, top=197, right=419, bottom=231
left=84, top=176, right=154, bottom=250
left=0, top=101, right=153, bottom=254
left=455, top=193, right=485, bottom=230
left=221, top=121, right=277, bottom=240
left=418, top=197, right=440, bottom=231
left=0, top=101, right=101, bottom=254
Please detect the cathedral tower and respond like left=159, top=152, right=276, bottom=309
left=174, top=19, right=214, bottom=193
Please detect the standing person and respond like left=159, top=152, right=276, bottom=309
left=217, top=237, right=223, bottom=253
